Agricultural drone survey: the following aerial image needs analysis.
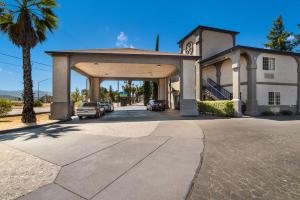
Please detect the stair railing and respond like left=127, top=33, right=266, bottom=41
left=206, top=78, right=233, bottom=100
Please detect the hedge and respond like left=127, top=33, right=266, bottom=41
left=197, top=100, right=234, bottom=117
left=0, top=99, right=13, bottom=117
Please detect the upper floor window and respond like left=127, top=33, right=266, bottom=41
left=268, top=92, right=280, bottom=105
left=263, top=57, right=275, bottom=71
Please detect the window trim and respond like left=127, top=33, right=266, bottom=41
left=268, top=91, right=280, bottom=105
left=263, top=57, right=276, bottom=71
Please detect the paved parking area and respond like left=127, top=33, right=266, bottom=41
left=0, top=105, right=203, bottom=200
left=188, top=117, right=300, bottom=200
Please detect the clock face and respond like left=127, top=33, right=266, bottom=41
left=185, top=42, right=193, bottom=55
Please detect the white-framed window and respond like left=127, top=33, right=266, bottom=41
left=263, top=57, right=275, bottom=70
left=268, top=92, right=280, bottom=105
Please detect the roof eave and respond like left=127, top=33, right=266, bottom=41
left=178, top=25, right=240, bottom=45
left=45, top=51, right=200, bottom=59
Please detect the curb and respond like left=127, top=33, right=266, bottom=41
left=3, top=111, right=50, bottom=118
left=0, top=120, right=67, bottom=135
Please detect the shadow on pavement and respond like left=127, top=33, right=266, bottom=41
left=0, top=124, right=81, bottom=142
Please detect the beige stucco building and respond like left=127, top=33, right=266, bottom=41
left=47, top=25, right=300, bottom=120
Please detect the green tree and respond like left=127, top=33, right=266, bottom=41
left=143, top=81, right=151, bottom=105
left=99, top=87, right=109, bottom=101
left=152, top=34, right=159, bottom=100
left=155, top=33, right=159, bottom=51
left=71, top=88, right=81, bottom=102
left=81, top=89, right=88, bottom=101
left=108, top=85, right=115, bottom=102
left=0, top=0, right=58, bottom=123
left=296, top=24, right=300, bottom=46
left=264, top=16, right=298, bottom=51
left=123, top=80, right=133, bottom=105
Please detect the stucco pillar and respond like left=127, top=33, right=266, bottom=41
left=89, top=77, right=100, bottom=102
left=215, top=62, right=222, bottom=85
left=195, top=61, right=201, bottom=100
left=180, top=59, right=198, bottom=116
left=51, top=56, right=72, bottom=120
left=199, top=65, right=204, bottom=100
left=246, top=52, right=259, bottom=116
left=230, top=51, right=242, bottom=117
left=295, top=56, right=300, bottom=114
left=158, top=78, right=168, bottom=101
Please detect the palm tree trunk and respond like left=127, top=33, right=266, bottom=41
left=22, top=45, right=36, bottom=123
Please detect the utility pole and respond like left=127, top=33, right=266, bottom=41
left=37, top=78, right=49, bottom=101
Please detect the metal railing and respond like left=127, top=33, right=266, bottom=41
left=206, top=78, right=233, bottom=100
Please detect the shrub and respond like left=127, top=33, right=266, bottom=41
left=198, top=100, right=234, bottom=117
left=261, top=110, right=276, bottom=116
left=33, top=100, right=43, bottom=107
left=280, top=110, right=293, bottom=116
left=0, top=99, right=13, bottom=117
left=11, top=101, right=23, bottom=107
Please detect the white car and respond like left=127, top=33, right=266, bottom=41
left=76, top=102, right=105, bottom=119
left=100, top=101, right=114, bottom=112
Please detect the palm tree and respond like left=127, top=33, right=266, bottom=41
left=0, top=0, right=58, bottom=123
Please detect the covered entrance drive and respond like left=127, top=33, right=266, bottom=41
left=46, top=48, right=200, bottom=120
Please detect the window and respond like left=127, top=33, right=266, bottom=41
left=268, top=92, right=280, bottom=105
left=263, top=57, right=275, bottom=70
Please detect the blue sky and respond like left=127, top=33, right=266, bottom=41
left=0, top=0, right=299, bottom=92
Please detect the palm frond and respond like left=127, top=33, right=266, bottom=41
left=0, top=0, right=58, bottom=47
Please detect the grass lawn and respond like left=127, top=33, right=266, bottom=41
left=0, top=114, right=55, bottom=131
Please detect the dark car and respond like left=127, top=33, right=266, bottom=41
left=146, top=100, right=166, bottom=111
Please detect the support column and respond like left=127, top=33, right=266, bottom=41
left=246, top=52, right=259, bottom=116
left=230, top=50, right=242, bottom=117
left=51, top=56, right=71, bottom=120
left=180, top=59, right=198, bottom=116
left=158, top=78, right=167, bottom=100
left=215, top=62, right=222, bottom=85
left=89, top=77, right=100, bottom=102
left=195, top=61, right=201, bottom=100
left=199, top=65, right=203, bottom=100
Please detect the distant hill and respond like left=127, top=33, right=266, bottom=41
left=0, top=90, right=52, bottom=100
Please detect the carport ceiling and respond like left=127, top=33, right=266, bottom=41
left=73, top=62, right=177, bottom=78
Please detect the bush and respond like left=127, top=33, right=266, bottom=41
left=261, top=110, right=276, bottom=116
left=198, top=100, right=234, bottom=117
left=0, top=99, right=13, bottom=117
left=280, top=110, right=293, bottom=116
left=11, top=101, right=23, bottom=107
left=33, top=100, right=43, bottom=107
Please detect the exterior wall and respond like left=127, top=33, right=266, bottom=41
left=181, top=34, right=200, bottom=56
left=220, top=57, right=247, bottom=86
left=201, top=30, right=234, bottom=59
left=257, top=85, right=297, bottom=106
left=202, top=66, right=217, bottom=82
left=256, top=53, right=298, bottom=83
left=256, top=54, right=298, bottom=113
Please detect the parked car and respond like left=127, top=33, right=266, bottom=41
left=100, top=101, right=114, bottom=112
left=146, top=100, right=166, bottom=111
left=76, top=102, right=105, bottom=119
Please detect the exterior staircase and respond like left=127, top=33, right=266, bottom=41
left=202, top=78, right=246, bottom=113
left=203, top=78, right=233, bottom=100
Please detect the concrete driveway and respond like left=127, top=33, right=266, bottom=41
left=0, top=105, right=204, bottom=200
